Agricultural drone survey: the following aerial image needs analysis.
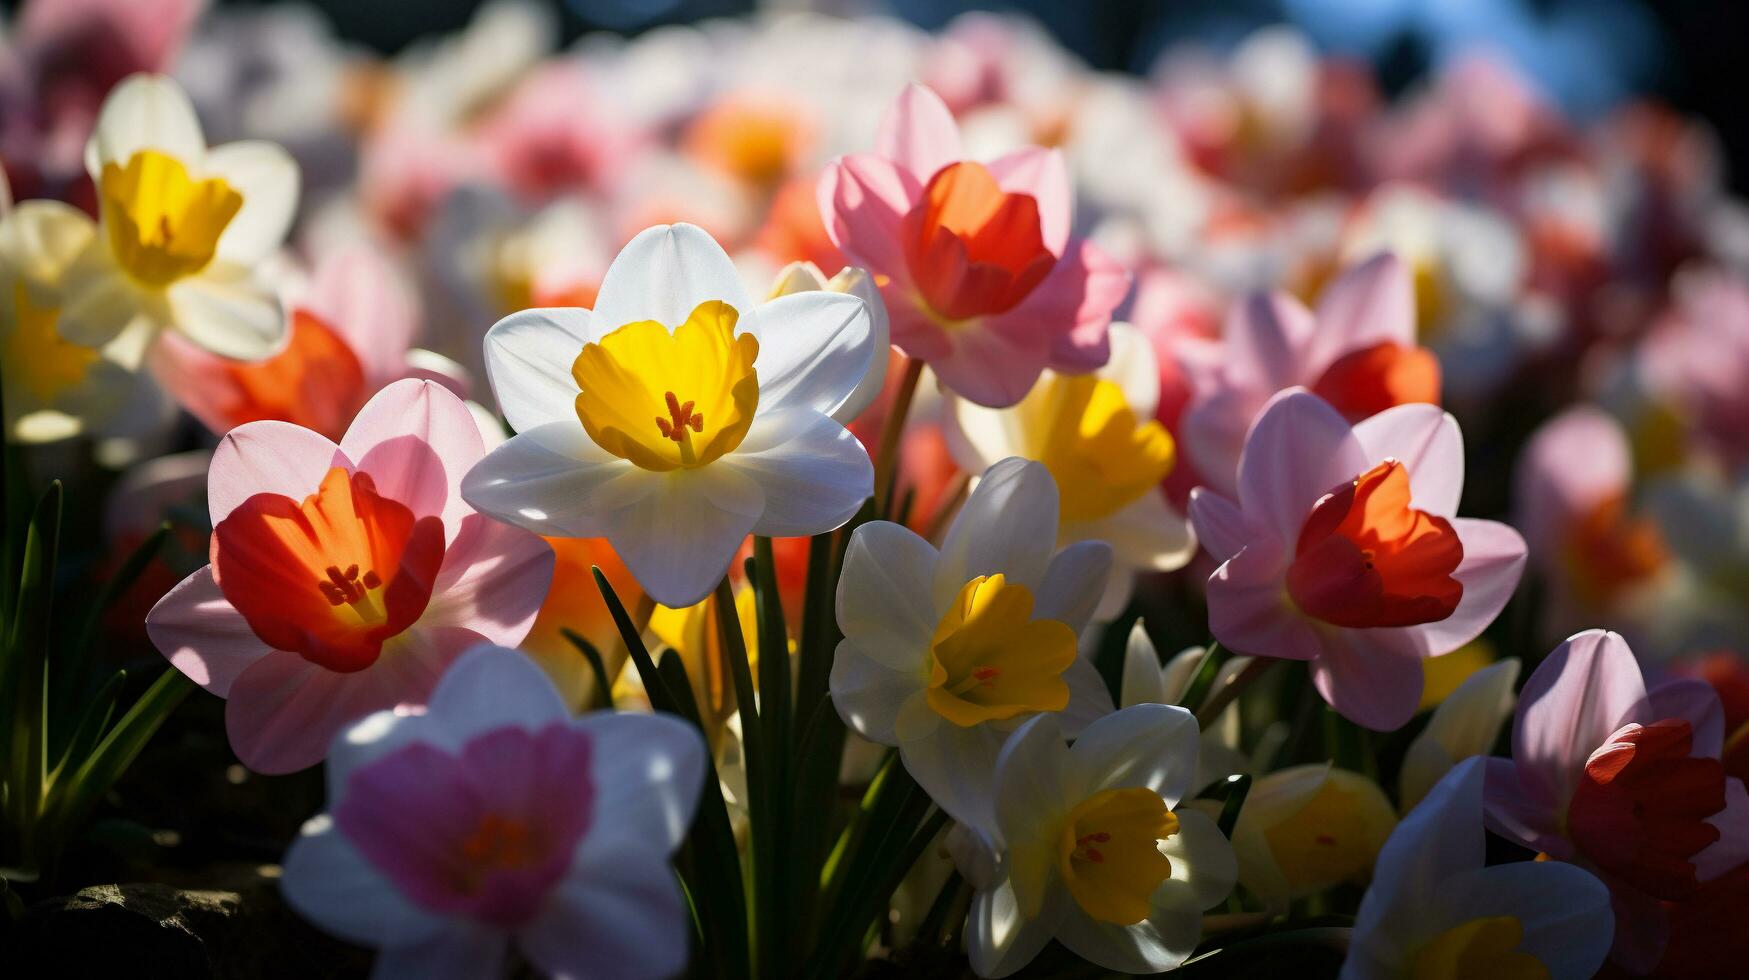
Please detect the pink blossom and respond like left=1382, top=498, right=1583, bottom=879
left=1188, top=389, right=1525, bottom=730
left=146, top=379, right=553, bottom=773
left=818, top=83, right=1129, bottom=408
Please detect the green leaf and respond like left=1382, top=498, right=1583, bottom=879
left=5, top=481, right=61, bottom=860
left=1212, top=773, right=1252, bottom=838
left=57, top=523, right=170, bottom=714
left=559, top=628, right=616, bottom=711
left=748, top=543, right=795, bottom=976
left=49, top=670, right=126, bottom=786
left=591, top=566, right=679, bottom=715
left=712, top=575, right=774, bottom=976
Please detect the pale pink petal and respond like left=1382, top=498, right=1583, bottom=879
left=208, top=420, right=347, bottom=524
left=986, top=147, right=1069, bottom=254
left=1696, top=778, right=1749, bottom=882
left=145, top=336, right=247, bottom=440
left=1309, top=626, right=1425, bottom=731
left=928, top=324, right=1050, bottom=409
left=1025, top=238, right=1130, bottom=375
left=423, top=515, right=554, bottom=647
left=1178, top=386, right=1262, bottom=499
left=1187, top=487, right=1253, bottom=564
left=1407, top=518, right=1525, bottom=656
left=225, top=627, right=482, bottom=774
left=875, top=83, right=962, bottom=184
left=1513, top=406, right=1631, bottom=562
left=1351, top=403, right=1465, bottom=516
left=145, top=566, right=271, bottom=697
left=341, top=379, right=485, bottom=544
left=818, top=154, right=921, bottom=285
left=1226, top=292, right=1317, bottom=391
left=1235, top=389, right=1369, bottom=547
left=1304, top=252, right=1416, bottom=372
left=307, top=244, right=420, bottom=385
left=1512, top=629, right=1649, bottom=815
left=1646, top=676, right=1726, bottom=757
left=1205, top=540, right=1323, bottom=662
left=1481, top=757, right=1571, bottom=859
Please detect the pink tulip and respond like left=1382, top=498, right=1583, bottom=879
left=146, top=379, right=553, bottom=773
left=1483, top=630, right=1749, bottom=972
left=817, top=83, right=1129, bottom=408
left=1178, top=252, right=1441, bottom=497
left=1188, top=389, right=1525, bottom=730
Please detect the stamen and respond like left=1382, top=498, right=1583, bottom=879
left=655, top=390, right=704, bottom=443
left=946, top=665, right=1002, bottom=697
left=1073, top=832, right=1111, bottom=863
left=317, top=563, right=384, bottom=609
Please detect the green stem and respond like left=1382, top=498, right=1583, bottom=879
left=872, top=358, right=923, bottom=516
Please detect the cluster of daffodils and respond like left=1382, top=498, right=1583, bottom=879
left=6, top=2, right=1749, bottom=978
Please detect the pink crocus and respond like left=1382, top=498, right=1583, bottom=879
left=818, top=83, right=1130, bottom=408
left=145, top=379, right=553, bottom=774
left=281, top=646, right=704, bottom=979
left=150, top=243, right=469, bottom=439
left=1483, top=630, right=1749, bottom=972
left=1188, top=389, right=1525, bottom=731
left=472, top=60, right=642, bottom=205
left=1177, top=252, right=1441, bottom=497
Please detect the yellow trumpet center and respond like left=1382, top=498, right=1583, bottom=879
left=1263, top=777, right=1389, bottom=893
left=924, top=573, right=1076, bottom=727
left=5, top=281, right=97, bottom=403
left=1019, top=373, right=1176, bottom=526
left=99, top=149, right=242, bottom=289
left=571, top=300, right=760, bottom=471
left=1056, top=787, right=1178, bottom=925
left=1412, top=916, right=1549, bottom=980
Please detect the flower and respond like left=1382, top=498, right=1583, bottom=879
left=1188, top=389, right=1526, bottom=730
left=1119, top=622, right=1251, bottom=795
left=150, top=242, right=469, bottom=439
left=1482, top=629, right=1749, bottom=972
left=1399, top=657, right=1520, bottom=809
left=818, top=83, right=1130, bottom=408
left=1342, top=757, right=1614, bottom=980
left=1232, top=764, right=1397, bottom=905
left=829, top=456, right=1115, bottom=829
left=944, top=322, right=1195, bottom=619
left=1178, top=253, right=1441, bottom=497
left=145, top=379, right=554, bottom=773
left=958, top=703, right=1236, bottom=978
left=59, top=73, right=299, bottom=362
left=281, top=645, right=704, bottom=980
left=765, top=260, right=889, bottom=425
left=460, top=222, right=876, bottom=607
left=1, top=198, right=150, bottom=442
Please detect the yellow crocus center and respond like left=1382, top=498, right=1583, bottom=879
left=99, top=149, right=242, bottom=288
left=1412, top=916, right=1549, bottom=980
left=1263, top=778, right=1387, bottom=893
left=924, top=573, right=1076, bottom=726
left=6, top=281, right=97, bottom=402
left=1055, top=787, right=1178, bottom=925
left=571, top=300, right=759, bottom=471
left=1019, top=373, right=1176, bottom=526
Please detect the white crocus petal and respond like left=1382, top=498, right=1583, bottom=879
left=482, top=308, right=592, bottom=433
left=279, top=815, right=448, bottom=948
left=1446, top=862, right=1614, bottom=980
left=577, top=712, right=706, bottom=854
left=1163, top=808, right=1239, bottom=911
left=992, top=713, right=1072, bottom=855
left=1054, top=881, right=1201, bottom=975
left=57, top=248, right=145, bottom=353
left=204, top=141, right=299, bottom=266
left=968, top=876, right=1062, bottom=979
left=1098, top=322, right=1161, bottom=418
left=835, top=521, right=940, bottom=662
left=589, top=223, right=755, bottom=341
left=461, top=421, right=652, bottom=538
left=372, top=930, right=510, bottom=980
left=1057, top=656, right=1120, bottom=736
left=935, top=458, right=1059, bottom=608
left=1120, top=623, right=1170, bottom=708
left=724, top=409, right=872, bottom=538
left=517, top=847, right=688, bottom=980
left=608, top=467, right=765, bottom=608
left=1399, top=658, right=1520, bottom=809
left=943, top=391, right=1025, bottom=471
left=1066, top=702, right=1200, bottom=809
left=166, top=267, right=287, bottom=360
left=84, top=73, right=206, bottom=176
left=1032, top=539, right=1114, bottom=634
left=829, top=642, right=924, bottom=745
left=1076, top=489, right=1197, bottom=574
left=750, top=290, right=875, bottom=420
left=901, top=720, right=1006, bottom=832
left=423, top=646, right=571, bottom=741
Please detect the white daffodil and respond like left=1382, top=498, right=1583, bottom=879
left=60, top=74, right=299, bottom=363
left=1232, top=764, right=1398, bottom=908
left=1398, top=657, right=1520, bottom=810
left=961, top=703, right=1237, bottom=978
left=1119, top=622, right=1250, bottom=795
left=943, top=323, right=1194, bottom=619
left=829, top=456, right=1116, bottom=830
left=765, top=260, right=889, bottom=424
left=1343, top=757, right=1613, bottom=980
left=1, top=200, right=151, bottom=442
left=461, top=222, right=876, bottom=607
